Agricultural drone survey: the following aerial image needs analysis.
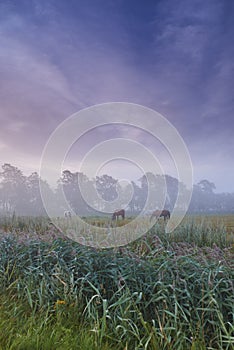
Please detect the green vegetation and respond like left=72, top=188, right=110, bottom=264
left=0, top=215, right=233, bottom=349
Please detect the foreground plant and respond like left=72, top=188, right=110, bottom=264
left=0, top=227, right=233, bottom=349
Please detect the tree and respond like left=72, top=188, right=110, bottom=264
left=59, top=170, right=93, bottom=215
left=189, top=180, right=216, bottom=213
left=26, top=172, right=50, bottom=216
left=139, top=172, right=169, bottom=211
left=0, top=163, right=28, bottom=214
left=165, top=175, right=179, bottom=209
left=128, top=181, right=143, bottom=213
left=95, top=175, right=118, bottom=212
left=198, top=179, right=216, bottom=194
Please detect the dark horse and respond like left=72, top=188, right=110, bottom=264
left=112, top=209, right=125, bottom=220
left=150, top=209, right=170, bottom=222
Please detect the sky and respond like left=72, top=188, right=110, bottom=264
left=0, top=0, right=234, bottom=193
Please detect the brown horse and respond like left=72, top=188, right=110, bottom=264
left=150, top=209, right=170, bottom=222
left=112, top=209, right=125, bottom=220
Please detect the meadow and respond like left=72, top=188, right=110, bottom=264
left=0, top=214, right=233, bottom=350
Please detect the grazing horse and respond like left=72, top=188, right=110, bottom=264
left=64, top=210, right=71, bottom=218
left=150, top=209, right=170, bottom=222
left=112, top=209, right=125, bottom=220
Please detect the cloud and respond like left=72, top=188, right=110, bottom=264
left=0, top=1, right=233, bottom=192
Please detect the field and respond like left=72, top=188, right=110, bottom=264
left=0, top=214, right=233, bottom=350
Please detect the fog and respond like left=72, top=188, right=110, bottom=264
left=0, top=163, right=233, bottom=217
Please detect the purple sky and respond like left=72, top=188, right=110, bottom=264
left=0, top=0, right=234, bottom=192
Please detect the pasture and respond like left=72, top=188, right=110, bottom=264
left=0, top=214, right=233, bottom=349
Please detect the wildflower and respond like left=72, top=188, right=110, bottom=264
left=54, top=300, right=66, bottom=309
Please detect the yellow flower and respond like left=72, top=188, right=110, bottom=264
left=54, top=300, right=66, bottom=309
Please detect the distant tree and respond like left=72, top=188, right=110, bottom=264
left=77, top=172, right=96, bottom=214
left=139, top=172, right=172, bottom=211
left=198, top=179, right=216, bottom=194
left=26, top=172, right=51, bottom=215
left=189, top=184, right=202, bottom=212
left=59, top=170, right=78, bottom=214
left=114, top=182, right=132, bottom=211
left=95, top=175, right=118, bottom=211
left=0, top=163, right=28, bottom=214
left=165, top=175, right=179, bottom=209
left=189, top=180, right=216, bottom=213
left=59, top=170, right=93, bottom=215
left=1, top=162, right=233, bottom=217
left=212, top=192, right=234, bottom=213
left=139, top=173, right=158, bottom=211
left=128, top=181, right=143, bottom=213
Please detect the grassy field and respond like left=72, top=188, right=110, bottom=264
left=0, top=214, right=233, bottom=349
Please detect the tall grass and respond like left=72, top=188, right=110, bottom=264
left=150, top=215, right=234, bottom=248
left=0, top=293, right=115, bottom=350
left=0, top=220, right=233, bottom=350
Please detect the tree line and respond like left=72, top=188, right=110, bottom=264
left=0, top=163, right=233, bottom=216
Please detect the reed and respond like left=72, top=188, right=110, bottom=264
left=0, top=215, right=233, bottom=349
